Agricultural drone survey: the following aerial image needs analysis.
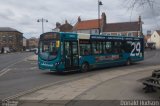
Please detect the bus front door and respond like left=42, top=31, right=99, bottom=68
left=64, top=41, right=79, bottom=70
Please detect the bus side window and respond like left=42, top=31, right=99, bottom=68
left=84, top=49, right=89, bottom=55
left=105, top=41, right=112, bottom=54
left=79, top=40, right=91, bottom=56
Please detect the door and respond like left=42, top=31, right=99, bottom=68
left=64, top=41, right=79, bottom=70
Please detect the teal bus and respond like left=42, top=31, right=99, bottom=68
left=38, top=32, right=144, bottom=72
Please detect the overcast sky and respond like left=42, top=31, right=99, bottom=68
left=0, top=0, right=160, bottom=38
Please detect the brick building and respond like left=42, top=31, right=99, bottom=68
left=53, top=20, right=73, bottom=32
left=73, top=14, right=104, bottom=34
left=73, top=12, right=143, bottom=37
left=0, top=27, right=23, bottom=52
left=103, top=16, right=143, bottom=37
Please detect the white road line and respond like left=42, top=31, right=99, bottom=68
left=0, top=55, right=32, bottom=77
left=30, top=67, right=37, bottom=70
left=0, top=69, right=11, bottom=77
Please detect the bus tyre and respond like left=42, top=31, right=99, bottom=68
left=126, top=59, right=131, bottom=66
left=81, top=63, right=89, bottom=72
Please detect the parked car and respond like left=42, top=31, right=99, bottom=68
left=145, top=42, right=156, bottom=50
left=4, top=47, right=10, bottom=53
left=25, top=49, right=30, bottom=52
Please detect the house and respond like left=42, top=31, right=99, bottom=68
left=149, top=30, right=160, bottom=49
left=73, top=12, right=143, bottom=37
left=0, top=27, right=23, bottom=52
left=53, top=20, right=73, bottom=32
left=103, top=16, right=142, bottom=37
left=73, top=13, right=106, bottom=34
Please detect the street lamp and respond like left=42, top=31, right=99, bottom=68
left=98, top=0, right=103, bottom=34
left=37, top=18, right=48, bottom=34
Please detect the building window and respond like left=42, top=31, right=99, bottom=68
left=107, top=33, right=111, bottom=36
left=9, top=36, right=13, bottom=42
left=128, top=33, right=132, bottom=36
left=117, top=33, right=121, bottom=36
left=95, top=29, right=98, bottom=34
left=2, top=36, right=6, bottom=42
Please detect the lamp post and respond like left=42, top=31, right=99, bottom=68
left=37, top=18, right=48, bottom=34
left=98, top=0, right=103, bottom=34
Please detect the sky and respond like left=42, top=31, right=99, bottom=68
left=0, top=0, right=160, bottom=38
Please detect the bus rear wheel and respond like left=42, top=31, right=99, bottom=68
left=81, top=63, right=89, bottom=72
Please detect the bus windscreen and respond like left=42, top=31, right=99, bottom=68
left=39, top=33, right=60, bottom=61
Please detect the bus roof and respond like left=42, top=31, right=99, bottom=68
left=40, top=32, right=143, bottom=41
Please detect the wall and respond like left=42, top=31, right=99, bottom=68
left=151, top=31, right=160, bottom=49
left=102, top=31, right=140, bottom=37
left=0, top=31, right=23, bottom=51
left=77, top=29, right=99, bottom=34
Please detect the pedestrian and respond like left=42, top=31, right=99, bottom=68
left=1, top=47, right=4, bottom=53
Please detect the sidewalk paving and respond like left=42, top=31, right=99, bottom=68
left=15, top=65, right=160, bottom=106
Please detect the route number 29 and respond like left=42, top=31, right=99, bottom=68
left=130, top=42, right=141, bottom=56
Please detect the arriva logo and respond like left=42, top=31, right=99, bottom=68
left=41, top=62, right=53, bottom=67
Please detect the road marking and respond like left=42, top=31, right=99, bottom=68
left=30, top=67, right=37, bottom=70
left=0, top=55, right=33, bottom=77
left=0, top=69, right=11, bottom=77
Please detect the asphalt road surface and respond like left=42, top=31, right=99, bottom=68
left=0, top=52, right=32, bottom=71
left=0, top=50, right=160, bottom=99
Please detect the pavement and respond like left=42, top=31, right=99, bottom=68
left=27, top=55, right=38, bottom=61
left=9, top=64, right=160, bottom=106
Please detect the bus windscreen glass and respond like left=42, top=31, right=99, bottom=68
left=39, top=33, right=60, bottom=61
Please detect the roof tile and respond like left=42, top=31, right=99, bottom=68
left=74, top=19, right=102, bottom=30
left=104, top=22, right=140, bottom=32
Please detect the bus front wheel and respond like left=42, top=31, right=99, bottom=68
left=81, top=63, right=89, bottom=72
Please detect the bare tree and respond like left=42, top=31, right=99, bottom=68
left=124, top=0, right=157, bottom=21
left=125, top=0, right=160, bottom=32
left=125, top=0, right=155, bottom=10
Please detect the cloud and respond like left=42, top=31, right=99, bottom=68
left=0, top=0, right=160, bottom=38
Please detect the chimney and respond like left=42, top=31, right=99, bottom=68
left=139, top=16, right=141, bottom=23
left=78, top=16, right=81, bottom=22
left=56, top=22, right=61, bottom=28
left=101, top=12, right=106, bottom=33
left=138, top=16, right=143, bottom=36
left=101, top=12, right=106, bottom=24
left=65, top=20, right=68, bottom=24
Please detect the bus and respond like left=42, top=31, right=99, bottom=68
left=38, top=32, right=144, bottom=72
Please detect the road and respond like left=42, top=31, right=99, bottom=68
left=0, top=50, right=160, bottom=100
left=0, top=52, right=32, bottom=71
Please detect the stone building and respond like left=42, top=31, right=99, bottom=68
left=0, top=27, right=23, bottom=52
left=26, top=37, right=39, bottom=49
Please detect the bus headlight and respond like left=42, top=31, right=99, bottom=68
left=55, top=62, right=60, bottom=66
